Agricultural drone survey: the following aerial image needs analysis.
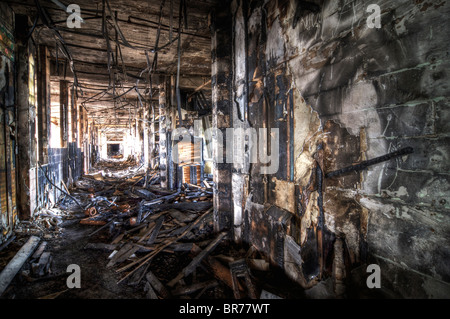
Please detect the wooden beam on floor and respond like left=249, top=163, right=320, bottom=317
left=0, top=236, right=40, bottom=296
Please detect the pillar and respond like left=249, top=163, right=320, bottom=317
left=37, top=45, right=50, bottom=165
left=15, top=15, right=37, bottom=219
left=159, top=80, right=169, bottom=189
left=211, top=4, right=233, bottom=232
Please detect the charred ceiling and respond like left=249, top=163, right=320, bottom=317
left=6, top=0, right=215, bottom=125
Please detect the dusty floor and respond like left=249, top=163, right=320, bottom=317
left=0, top=161, right=306, bottom=300
left=1, top=211, right=146, bottom=299
left=1, top=212, right=304, bottom=299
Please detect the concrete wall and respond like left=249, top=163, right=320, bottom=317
left=216, top=0, right=450, bottom=298
left=0, top=6, right=86, bottom=239
left=37, top=146, right=83, bottom=210
left=0, top=2, right=17, bottom=244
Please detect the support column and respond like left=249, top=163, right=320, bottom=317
left=15, top=15, right=37, bottom=219
left=159, top=80, right=169, bottom=189
left=143, top=106, right=149, bottom=168
left=60, top=80, right=69, bottom=148
left=69, top=86, right=78, bottom=183
left=168, top=77, right=176, bottom=190
left=211, top=4, right=233, bottom=232
left=149, top=102, right=156, bottom=169
left=37, top=45, right=50, bottom=165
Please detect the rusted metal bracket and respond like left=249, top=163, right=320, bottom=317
left=325, top=147, right=414, bottom=179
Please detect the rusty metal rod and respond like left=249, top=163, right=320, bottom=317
left=37, top=162, right=85, bottom=210
left=325, top=146, right=414, bottom=178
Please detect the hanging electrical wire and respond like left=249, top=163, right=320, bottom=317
left=135, top=0, right=167, bottom=111
left=102, top=0, right=115, bottom=89
left=31, top=0, right=197, bottom=129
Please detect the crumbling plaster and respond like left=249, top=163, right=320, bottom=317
left=224, top=0, right=450, bottom=297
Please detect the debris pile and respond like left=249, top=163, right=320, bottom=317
left=63, top=160, right=282, bottom=299
left=29, top=241, right=53, bottom=279
left=1, top=159, right=298, bottom=299
left=14, top=208, right=70, bottom=239
left=0, top=236, right=54, bottom=297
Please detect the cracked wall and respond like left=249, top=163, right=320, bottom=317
left=216, top=0, right=450, bottom=298
left=0, top=2, right=17, bottom=243
left=0, top=8, right=87, bottom=233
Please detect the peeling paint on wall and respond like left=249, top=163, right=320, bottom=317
left=219, top=0, right=450, bottom=297
left=0, top=3, right=16, bottom=244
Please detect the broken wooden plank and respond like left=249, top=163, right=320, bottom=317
left=37, top=252, right=52, bottom=277
left=0, top=236, right=40, bottom=296
left=31, top=241, right=48, bottom=260
left=132, top=187, right=157, bottom=200
left=142, top=210, right=169, bottom=223
left=124, top=222, right=149, bottom=235
left=186, top=183, right=204, bottom=190
left=111, top=233, right=124, bottom=245
left=190, top=244, right=245, bottom=293
left=141, top=199, right=164, bottom=207
left=169, top=224, right=190, bottom=237
left=187, top=79, right=211, bottom=98
left=61, top=180, right=71, bottom=195
left=107, top=242, right=139, bottom=268
left=146, top=271, right=171, bottom=298
left=167, top=232, right=227, bottom=287
left=135, top=245, right=175, bottom=254
left=142, top=189, right=181, bottom=206
left=116, top=208, right=214, bottom=282
left=136, top=239, right=211, bottom=253
left=88, top=219, right=116, bottom=237
left=84, top=243, right=117, bottom=251
left=171, top=280, right=218, bottom=296
left=80, top=218, right=107, bottom=226
left=127, top=262, right=150, bottom=287
left=146, top=215, right=165, bottom=245
left=202, top=179, right=211, bottom=189
left=229, top=259, right=257, bottom=299
left=137, top=223, right=156, bottom=243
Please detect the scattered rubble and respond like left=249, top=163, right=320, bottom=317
left=13, top=208, right=71, bottom=239
left=59, top=159, right=280, bottom=299
left=0, top=159, right=305, bottom=299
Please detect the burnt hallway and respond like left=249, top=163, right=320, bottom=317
left=0, top=0, right=449, bottom=301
